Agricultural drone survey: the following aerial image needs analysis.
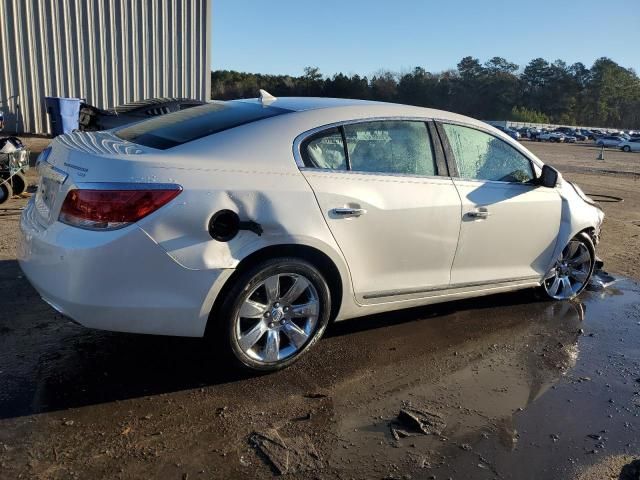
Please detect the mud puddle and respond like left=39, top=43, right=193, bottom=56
left=1, top=262, right=639, bottom=479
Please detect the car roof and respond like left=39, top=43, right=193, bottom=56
left=233, top=96, right=386, bottom=112
left=232, top=96, right=489, bottom=129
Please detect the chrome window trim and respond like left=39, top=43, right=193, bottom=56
left=450, top=177, right=541, bottom=188
left=74, top=182, right=183, bottom=191
left=299, top=167, right=450, bottom=182
left=292, top=116, right=436, bottom=171
left=292, top=115, right=543, bottom=185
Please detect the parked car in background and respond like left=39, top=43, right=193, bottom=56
left=580, top=129, right=595, bottom=140
left=520, top=127, right=542, bottom=140
left=596, top=136, right=624, bottom=148
left=552, top=128, right=584, bottom=141
left=18, top=95, right=603, bottom=371
left=494, top=125, right=521, bottom=140
left=570, top=130, right=587, bottom=141
left=517, top=128, right=530, bottom=138
left=619, top=138, right=640, bottom=152
left=78, top=97, right=206, bottom=131
left=537, top=131, right=565, bottom=142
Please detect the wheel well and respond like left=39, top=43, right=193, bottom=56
left=577, top=227, right=596, bottom=245
left=205, top=244, right=344, bottom=335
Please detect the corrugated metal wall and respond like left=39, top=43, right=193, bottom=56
left=0, top=0, right=211, bottom=134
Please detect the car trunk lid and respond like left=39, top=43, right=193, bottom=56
left=33, top=130, right=164, bottom=227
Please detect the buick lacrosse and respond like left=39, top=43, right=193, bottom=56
left=19, top=93, right=604, bottom=371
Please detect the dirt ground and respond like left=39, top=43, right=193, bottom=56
left=1, top=139, right=639, bottom=479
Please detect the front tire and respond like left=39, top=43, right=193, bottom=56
left=217, top=257, right=331, bottom=372
left=542, top=233, right=595, bottom=300
left=623, top=146, right=631, bottom=152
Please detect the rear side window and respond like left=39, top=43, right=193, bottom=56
left=344, top=121, right=436, bottom=176
left=442, top=123, right=534, bottom=183
left=116, top=101, right=291, bottom=149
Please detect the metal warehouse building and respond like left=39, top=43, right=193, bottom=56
left=0, top=0, right=211, bottom=134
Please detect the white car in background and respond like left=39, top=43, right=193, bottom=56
left=618, top=138, right=640, bottom=152
left=596, top=135, right=625, bottom=148
left=536, top=131, right=565, bottom=142
left=19, top=94, right=604, bottom=371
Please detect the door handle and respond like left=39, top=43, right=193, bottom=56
left=331, top=207, right=367, bottom=218
left=467, top=208, right=490, bottom=219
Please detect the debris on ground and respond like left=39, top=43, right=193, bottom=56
left=391, top=406, right=446, bottom=438
left=304, top=393, right=328, bottom=399
left=391, top=428, right=415, bottom=440
left=249, top=429, right=323, bottom=475
left=588, top=270, right=618, bottom=291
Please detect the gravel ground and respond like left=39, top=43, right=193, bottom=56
left=0, top=138, right=639, bottom=479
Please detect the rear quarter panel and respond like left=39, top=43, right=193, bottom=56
left=133, top=113, right=358, bottom=317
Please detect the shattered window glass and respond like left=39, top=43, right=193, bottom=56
left=443, top=124, right=534, bottom=183
left=344, top=121, right=436, bottom=176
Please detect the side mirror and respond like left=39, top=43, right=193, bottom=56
left=539, top=164, right=558, bottom=188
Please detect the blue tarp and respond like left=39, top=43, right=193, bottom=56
left=45, top=97, right=82, bottom=136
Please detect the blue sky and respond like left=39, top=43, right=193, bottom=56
left=212, top=0, right=640, bottom=77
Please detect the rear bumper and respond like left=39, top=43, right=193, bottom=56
left=18, top=200, right=231, bottom=337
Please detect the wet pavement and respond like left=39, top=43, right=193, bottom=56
left=1, top=257, right=640, bottom=479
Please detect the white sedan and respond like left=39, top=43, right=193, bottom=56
left=19, top=94, right=604, bottom=371
left=596, top=136, right=625, bottom=148
left=619, top=138, right=640, bottom=152
left=536, top=131, right=565, bottom=142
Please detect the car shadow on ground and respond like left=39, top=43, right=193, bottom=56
left=0, top=258, right=549, bottom=419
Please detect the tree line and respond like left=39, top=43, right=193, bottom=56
left=211, top=56, right=640, bottom=129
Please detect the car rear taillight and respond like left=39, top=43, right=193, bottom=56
left=59, top=185, right=182, bottom=230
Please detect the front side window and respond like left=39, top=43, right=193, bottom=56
left=343, top=121, right=436, bottom=176
left=442, top=123, right=534, bottom=183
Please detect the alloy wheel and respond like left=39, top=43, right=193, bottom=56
left=543, top=240, right=592, bottom=300
left=234, top=273, right=320, bottom=364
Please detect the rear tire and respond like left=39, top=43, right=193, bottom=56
left=214, top=257, right=331, bottom=372
left=541, top=233, right=595, bottom=300
left=623, top=146, right=631, bottom=152
left=0, top=179, right=13, bottom=204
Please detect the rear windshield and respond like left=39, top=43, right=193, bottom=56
left=115, top=101, right=291, bottom=149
